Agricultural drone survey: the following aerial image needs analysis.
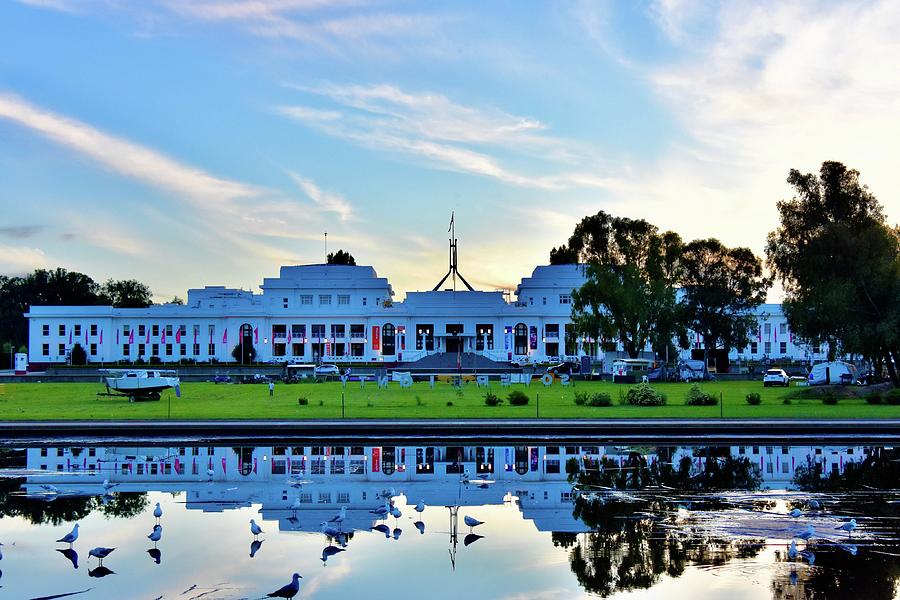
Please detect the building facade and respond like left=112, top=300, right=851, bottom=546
left=25, top=263, right=830, bottom=368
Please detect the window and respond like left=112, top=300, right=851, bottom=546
left=208, top=324, right=215, bottom=337
left=311, top=324, right=326, bottom=338
left=192, top=324, right=200, bottom=338
left=123, top=324, right=130, bottom=336
left=812, top=344, right=821, bottom=354
left=193, top=343, right=200, bottom=356
left=782, top=463, right=790, bottom=474
left=42, top=324, right=50, bottom=336
left=42, top=343, right=49, bottom=356
left=139, top=344, right=146, bottom=356
left=382, top=323, right=396, bottom=355
left=58, top=343, right=66, bottom=355
left=764, top=342, right=772, bottom=354
left=780, top=323, right=787, bottom=334
left=559, top=294, right=572, bottom=305
left=90, top=324, right=98, bottom=336
left=152, top=324, right=159, bottom=336
left=529, top=297, right=533, bottom=305
left=208, top=343, right=215, bottom=355
left=766, top=463, right=774, bottom=474
left=319, top=295, right=332, bottom=305
left=90, top=343, right=97, bottom=356
left=123, top=345, right=130, bottom=357
left=764, top=323, right=771, bottom=335
left=74, top=324, right=81, bottom=336
left=738, top=446, right=746, bottom=455
left=165, top=344, right=173, bottom=356
left=542, top=297, right=547, bottom=305
left=300, top=295, right=313, bottom=305
left=362, top=297, right=367, bottom=306
left=58, top=324, right=66, bottom=336
left=331, top=324, right=345, bottom=338
left=165, top=324, right=173, bottom=336
left=338, top=294, right=350, bottom=305
left=152, top=343, right=159, bottom=356
left=750, top=342, right=758, bottom=354
left=178, top=324, right=186, bottom=336
left=282, top=297, right=289, bottom=308
left=780, top=342, right=787, bottom=354
left=179, top=344, right=186, bottom=356
left=139, top=325, right=145, bottom=337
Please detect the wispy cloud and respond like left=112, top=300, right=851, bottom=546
left=278, top=83, right=623, bottom=190
left=286, top=171, right=353, bottom=221
left=0, top=93, right=262, bottom=205
left=0, top=225, right=44, bottom=239
left=0, top=243, right=47, bottom=274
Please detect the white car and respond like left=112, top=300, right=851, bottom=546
left=315, top=364, right=340, bottom=376
left=763, top=368, right=790, bottom=387
left=510, top=357, right=535, bottom=368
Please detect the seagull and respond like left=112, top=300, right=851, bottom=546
left=796, top=524, right=815, bottom=542
left=41, top=484, right=60, bottom=495
left=206, top=468, right=215, bottom=480
left=148, top=524, right=162, bottom=545
left=267, top=573, right=302, bottom=599
left=463, top=533, right=484, bottom=547
left=290, top=497, right=302, bottom=514
left=88, top=547, right=116, bottom=565
left=837, top=542, right=858, bottom=555
left=320, top=522, right=342, bottom=539
left=800, top=550, right=816, bottom=565
left=414, top=521, right=425, bottom=535
left=390, top=506, right=402, bottom=519
left=102, top=479, right=118, bottom=492
left=250, top=539, right=263, bottom=558
left=392, top=527, right=402, bottom=540
left=463, top=516, right=483, bottom=531
left=153, top=502, right=163, bottom=521
left=321, top=546, right=345, bottom=564
left=57, top=523, right=79, bottom=547
left=329, top=506, right=347, bottom=526
left=56, top=548, right=79, bottom=569
left=787, top=540, right=798, bottom=560
left=370, top=503, right=389, bottom=518
left=809, top=499, right=821, bottom=510
left=414, top=500, right=425, bottom=513
left=835, top=518, right=857, bottom=537
left=378, top=488, right=397, bottom=500
left=370, top=523, right=390, bottom=538
left=250, top=519, right=264, bottom=538
left=789, top=508, right=802, bottom=518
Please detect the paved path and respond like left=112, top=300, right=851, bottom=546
left=0, top=418, right=897, bottom=445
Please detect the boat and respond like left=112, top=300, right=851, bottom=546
left=99, top=369, right=181, bottom=401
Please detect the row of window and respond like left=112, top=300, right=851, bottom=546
left=746, top=341, right=821, bottom=355
left=282, top=295, right=383, bottom=308
left=526, top=294, right=572, bottom=306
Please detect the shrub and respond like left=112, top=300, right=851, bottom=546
left=484, top=392, right=501, bottom=406
left=783, top=398, right=792, bottom=405
left=70, top=343, right=87, bottom=366
left=885, top=389, right=900, bottom=405
left=864, top=394, right=883, bottom=405
left=685, top=383, right=718, bottom=406
left=297, top=396, right=309, bottom=406
left=446, top=401, right=453, bottom=407
left=821, top=394, right=838, bottom=405
left=507, top=390, right=530, bottom=406
left=626, top=383, right=666, bottom=406
left=149, top=356, right=161, bottom=365
left=588, top=392, right=613, bottom=407
left=415, top=396, right=425, bottom=406
left=574, top=391, right=589, bottom=406
left=746, top=393, right=762, bottom=405
left=318, top=399, right=324, bottom=406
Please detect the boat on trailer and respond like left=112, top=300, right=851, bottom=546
left=99, top=369, right=181, bottom=401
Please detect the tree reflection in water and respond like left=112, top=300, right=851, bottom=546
left=0, top=477, right=149, bottom=525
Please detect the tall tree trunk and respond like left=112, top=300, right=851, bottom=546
left=885, top=348, right=900, bottom=387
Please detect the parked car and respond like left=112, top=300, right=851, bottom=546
left=763, top=368, right=790, bottom=387
left=547, top=361, right=580, bottom=375
left=510, top=357, right=535, bottom=368
left=212, top=375, right=231, bottom=384
left=315, top=364, right=340, bottom=376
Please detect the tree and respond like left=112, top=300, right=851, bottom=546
left=169, top=296, right=184, bottom=305
left=549, top=245, right=578, bottom=264
left=70, top=343, right=87, bottom=365
left=680, top=239, right=770, bottom=369
left=327, top=249, right=356, bottom=265
left=766, top=162, right=900, bottom=386
left=563, top=211, right=684, bottom=358
left=231, top=343, right=257, bottom=364
left=100, top=279, right=152, bottom=308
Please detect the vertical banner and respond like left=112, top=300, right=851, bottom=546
left=372, top=326, right=381, bottom=351
left=530, top=447, right=539, bottom=472
left=529, top=326, right=538, bottom=350
left=372, top=447, right=381, bottom=473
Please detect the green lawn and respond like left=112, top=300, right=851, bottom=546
left=0, top=380, right=896, bottom=420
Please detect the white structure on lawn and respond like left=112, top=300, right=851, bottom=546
left=25, top=263, right=829, bottom=367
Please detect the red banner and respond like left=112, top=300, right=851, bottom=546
left=372, top=447, right=381, bottom=473
left=372, top=326, right=381, bottom=351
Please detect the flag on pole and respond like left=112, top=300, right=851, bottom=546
left=448, top=210, right=454, bottom=232
left=193, top=328, right=198, bottom=345
left=175, top=327, right=181, bottom=343
left=128, top=329, right=134, bottom=344
left=287, top=330, right=292, bottom=344
left=68, top=328, right=73, bottom=346
left=254, top=327, right=259, bottom=345
left=222, top=329, right=228, bottom=345
left=757, top=325, right=761, bottom=342
left=774, top=327, right=778, bottom=343
left=145, top=325, right=150, bottom=344
left=116, top=329, right=119, bottom=344
left=161, top=328, right=167, bottom=344
left=84, top=326, right=88, bottom=346
left=99, top=328, right=103, bottom=344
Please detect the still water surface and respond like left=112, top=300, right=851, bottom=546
left=0, top=442, right=897, bottom=599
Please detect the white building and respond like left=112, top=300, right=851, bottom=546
left=24, top=263, right=828, bottom=368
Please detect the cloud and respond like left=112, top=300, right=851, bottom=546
left=278, top=83, right=624, bottom=190
left=0, top=93, right=263, bottom=205
left=0, top=244, right=47, bottom=274
left=286, top=171, right=354, bottom=221
left=0, top=225, right=44, bottom=239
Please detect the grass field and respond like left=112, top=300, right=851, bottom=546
left=0, top=380, right=897, bottom=420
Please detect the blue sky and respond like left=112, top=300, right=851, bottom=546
left=1, top=0, right=898, bottom=300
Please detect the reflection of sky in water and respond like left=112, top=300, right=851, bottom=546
left=1, top=441, right=898, bottom=599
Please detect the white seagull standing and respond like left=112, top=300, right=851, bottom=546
left=463, top=516, right=484, bottom=532
left=836, top=518, right=857, bottom=537
left=789, top=508, right=802, bottom=518
left=88, top=547, right=115, bottom=565
left=267, top=573, right=302, bottom=599
left=153, top=502, right=163, bottom=522
left=57, top=524, right=80, bottom=547
left=787, top=540, right=798, bottom=560
left=250, top=519, right=264, bottom=539
left=796, top=524, right=815, bottom=542
left=329, top=506, right=347, bottom=526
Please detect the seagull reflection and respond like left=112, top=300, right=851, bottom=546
left=463, top=533, right=484, bottom=547
left=370, top=523, right=390, bottom=538
left=392, top=527, right=402, bottom=540
left=414, top=521, right=426, bottom=535
left=250, top=539, right=264, bottom=558
left=147, top=548, right=162, bottom=564
left=321, top=545, right=345, bottom=565
left=56, top=547, right=79, bottom=569
left=148, top=524, right=162, bottom=547
left=88, top=565, right=115, bottom=578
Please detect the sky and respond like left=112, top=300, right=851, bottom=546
left=1, top=0, right=898, bottom=302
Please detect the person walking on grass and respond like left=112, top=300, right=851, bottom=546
left=269, top=381, right=275, bottom=397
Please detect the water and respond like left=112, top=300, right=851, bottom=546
left=0, top=442, right=897, bottom=599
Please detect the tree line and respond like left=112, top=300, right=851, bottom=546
left=553, top=161, right=899, bottom=386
